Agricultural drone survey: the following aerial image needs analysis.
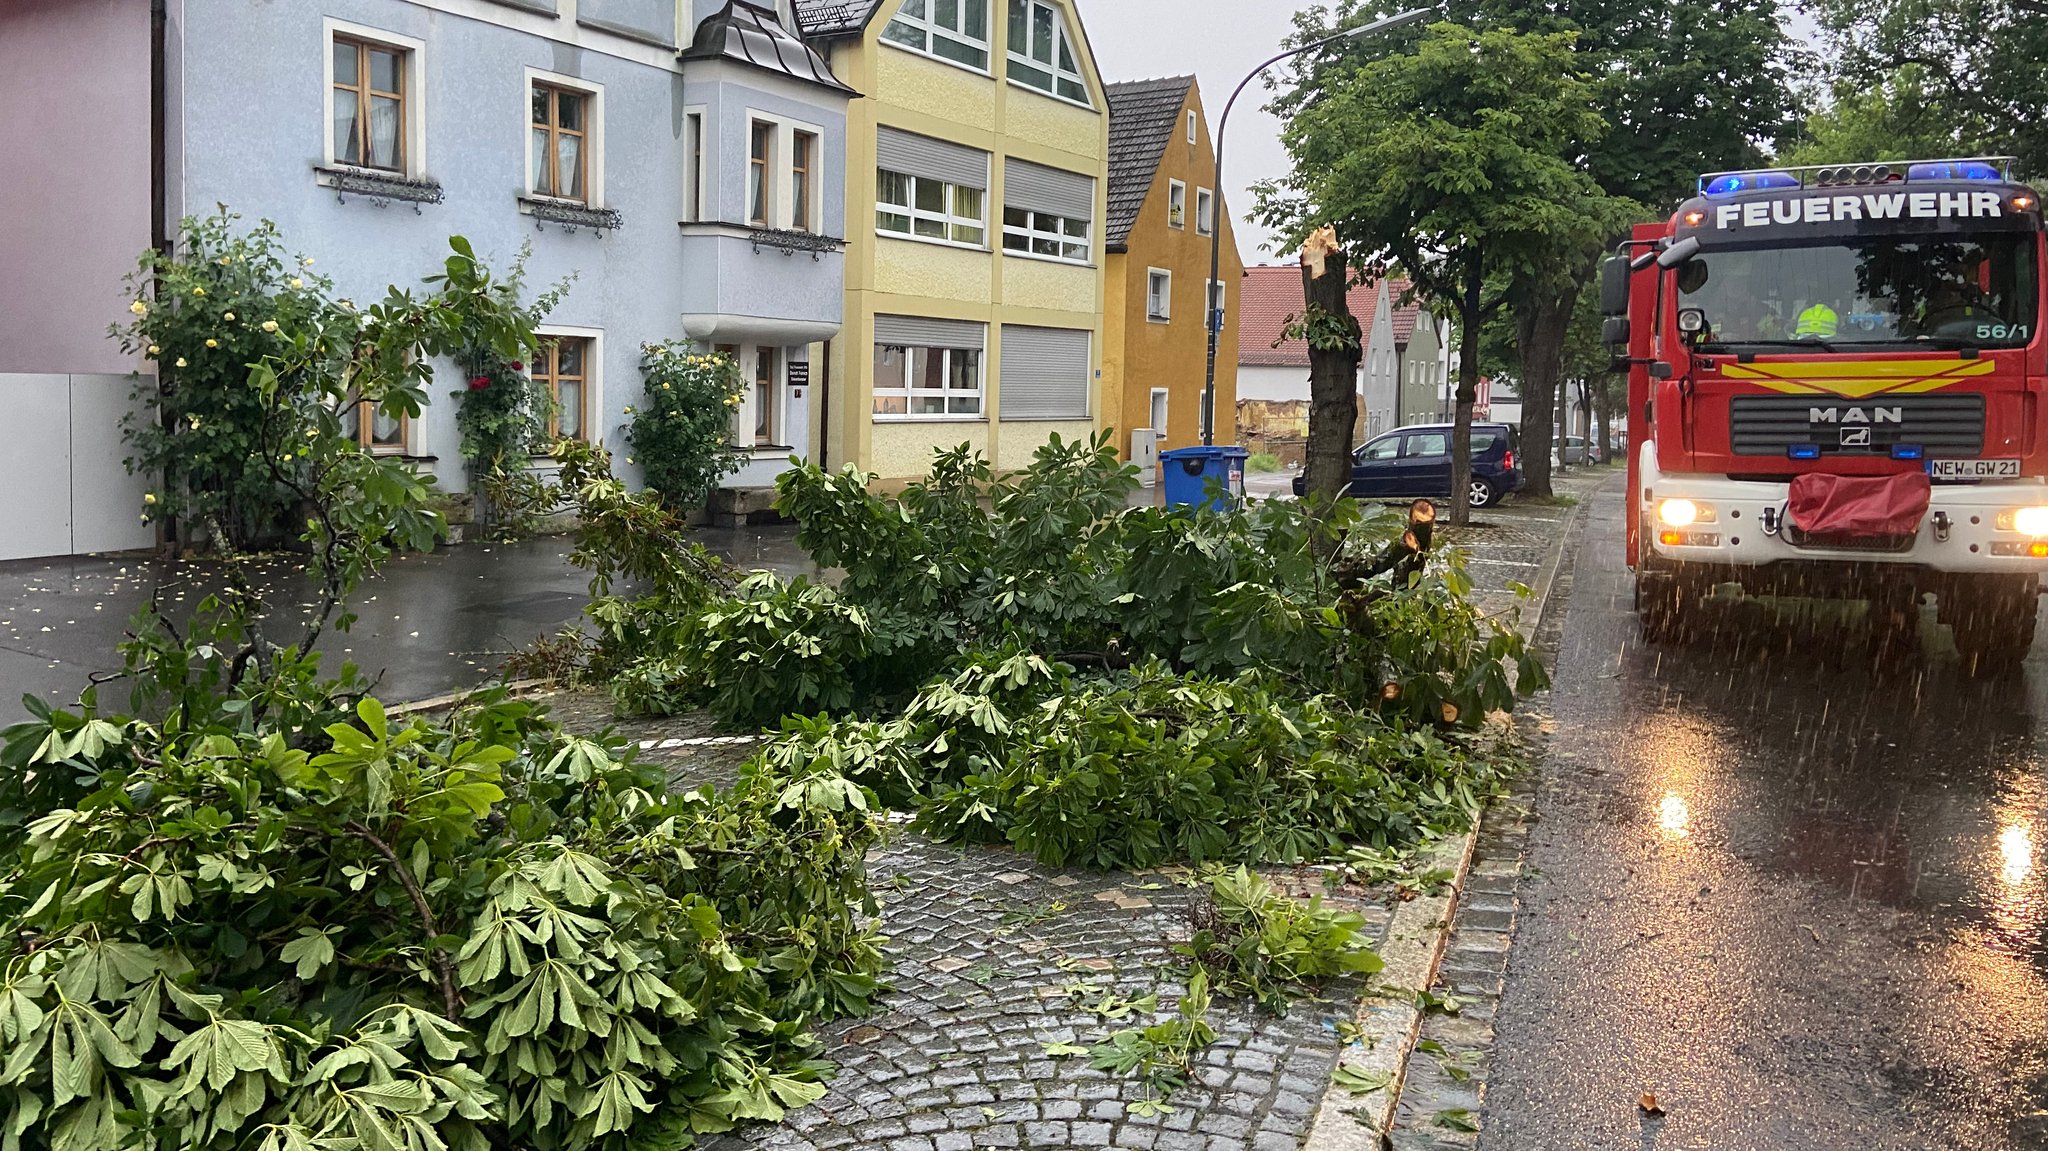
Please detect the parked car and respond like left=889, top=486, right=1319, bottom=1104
left=1291, top=423, right=1525, bottom=507
left=1560, top=435, right=1589, bottom=465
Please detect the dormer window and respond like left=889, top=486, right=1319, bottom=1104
left=883, top=0, right=992, bottom=71
left=1006, top=0, right=1088, bottom=105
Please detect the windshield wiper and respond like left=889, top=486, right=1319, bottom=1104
left=1699, top=338, right=1840, bottom=354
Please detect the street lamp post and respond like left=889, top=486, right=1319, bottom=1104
left=1200, top=6, right=1437, bottom=446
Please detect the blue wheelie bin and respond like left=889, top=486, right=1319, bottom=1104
left=1160, top=445, right=1249, bottom=511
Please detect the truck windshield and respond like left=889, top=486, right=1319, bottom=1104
left=1680, top=233, right=2039, bottom=351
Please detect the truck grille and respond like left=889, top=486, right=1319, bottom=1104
left=1728, top=394, right=1985, bottom=457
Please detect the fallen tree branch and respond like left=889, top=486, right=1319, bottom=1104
left=344, top=819, right=462, bottom=1019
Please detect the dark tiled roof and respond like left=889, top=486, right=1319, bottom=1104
left=1390, top=285, right=1424, bottom=345
left=1238, top=264, right=1385, bottom=367
left=1103, top=75, right=1193, bottom=250
left=794, top=0, right=886, bottom=36
left=686, top=2, right=857, bottom=92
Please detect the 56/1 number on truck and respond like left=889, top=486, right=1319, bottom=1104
left=1930, top=459, right=2023, bottom=480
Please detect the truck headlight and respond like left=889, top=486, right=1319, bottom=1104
left=1999, top=506, right=2048, bottom=536
left=1656, top=498, right=1714, bottom=527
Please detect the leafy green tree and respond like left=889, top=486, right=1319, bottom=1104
left=113, top=216, right=549, bottom=694
left=1263, top=22, right=1607, bottom=523
left=1782, top=69, right=1971, bottom=166
left=1281, top=0, right=1800, bottom=496
left=1806, top=0, right=2048, bottom=173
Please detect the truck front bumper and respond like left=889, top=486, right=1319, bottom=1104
left=1642, top=448, right=2048, bottom=576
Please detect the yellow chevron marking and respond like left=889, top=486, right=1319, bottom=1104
left=1719, top=358, right=1997, bottom=398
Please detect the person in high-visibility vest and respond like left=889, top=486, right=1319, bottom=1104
left=1795, top=299, right=1841, bottom=339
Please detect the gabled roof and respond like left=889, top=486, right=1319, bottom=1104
left=1237, top=264, right=1385, bottom=368
left=1103, top=75, right=1193, bottom=250
left=1390, top=287, right=1426, bottom=345
left=793, top=0, right=885, bottom=37
left=687, top=1, right=857, bottom=92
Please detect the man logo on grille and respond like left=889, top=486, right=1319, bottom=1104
left=1841, top=427, right=1874, bottom=447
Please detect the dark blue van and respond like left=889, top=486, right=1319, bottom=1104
left=1291, top=423, right=1525, bottom=507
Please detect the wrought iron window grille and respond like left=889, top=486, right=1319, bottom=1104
left=748, top=228, right=849, bottom=260
left=317, top=167, right=446, bottom=213
left=520, top=197, right=626, bottom=235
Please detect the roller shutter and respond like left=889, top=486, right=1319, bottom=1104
left=876, top=127, right=989, bottom=188
left=999, top=325, right=1091, bottom=420
left=1003, top=158, right=1093, bottom=219
left=873, top=314, right=986, bottom=348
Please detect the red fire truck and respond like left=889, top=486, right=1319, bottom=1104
left=1603, top=158, right=2048, bottom=672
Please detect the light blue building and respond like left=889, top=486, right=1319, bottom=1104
left=0, top=0, right=853, bottom=558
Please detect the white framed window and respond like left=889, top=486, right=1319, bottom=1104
left=523, top=68, right=605, bottom=207
left=1006, top=0, right=1090, bottom=105
left=1167, top=179, right=1186, bottom=229
left=1196, top=187, right=1214, bottom=236
left=1002, top=208, right=1089, bottom=262
left=1147, top=268, right=1172, bottom=322
left=882, top=0, right=993, bottom=72
left=874, top=343, right=985, bottom=418
left=534, top=326, right=603, bottom=445
left=735, top=113, right=829, bottom=232
left=748, top=119, right=775, bottom=225
left=321, top=20, right=427, bottom=179
left=1186, top=110, right=1196, bottom=144
left=754, top=347, right=783, bottom=445
left=683, top=108, right=707, bottom=222
left=792, top=130, right=817, bottom=233
left=1207, top=278, right=1226, bottom=332
left=878, top=170, right=987, bottom=247
left=1150, top=387, right=1169, bottom=436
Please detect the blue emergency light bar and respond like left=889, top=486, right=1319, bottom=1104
left=1788, top=444, right=1823, bottom=461
left=1702, top=171, right=1800, bottom=196
left=1906, top=161, right=2002, bottom=182
left=1700, top=156, right=2020, bottom=197
left=1891, top=444, right=1925, bottom=461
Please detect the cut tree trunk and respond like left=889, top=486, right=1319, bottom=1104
left=1302, top=251, right=1363, bottom=505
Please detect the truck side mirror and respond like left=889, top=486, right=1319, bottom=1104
left=1602, top=315, right=1630, bottom=347
left=1655, top=236, right=1703, bottom=269
left=1599, top=255, right=1631, bottom=316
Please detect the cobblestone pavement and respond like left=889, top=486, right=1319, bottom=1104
left=550, top=719, right=1388, bottom=1151
left=1384, top=491, right=1590, bottom=1149
left=521, top=474, right=1609, bottom=1151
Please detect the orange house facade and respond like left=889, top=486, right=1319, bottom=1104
left=1101, top=76, right=1244, bottom=462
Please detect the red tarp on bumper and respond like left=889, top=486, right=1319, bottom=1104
left=1786, top=471, right=1932, bottom=537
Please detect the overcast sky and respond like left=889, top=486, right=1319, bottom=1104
left=1083, top=0, right=1312, bottom=266
left=1080, top=3, right=1825, bottom=265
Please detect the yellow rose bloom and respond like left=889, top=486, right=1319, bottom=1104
left=130, top=300, right=149, bottom=315
left=261, top=321, right=278, bottom=333
left=303, top=257, right=316, bottom=266
left=205, top=339, right=218, bottom=348
left=143, top=493, right=157, bottom=505
left=290, top=278, right=304, bottom=290
left=147, top=345, right=160, bottom=356
left=192, top=287, right=206, bottom=297
left=175, top=357, right=189, bottom=368
left=223, top=312, right=235, bottom=322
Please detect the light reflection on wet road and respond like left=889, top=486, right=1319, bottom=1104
left=1482, top=479, right=2048, bottom=1150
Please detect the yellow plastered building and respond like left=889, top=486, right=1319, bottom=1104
left=798, top=0, right=1111, bottom=482
left=1100, top=76, right=1243, bottom=462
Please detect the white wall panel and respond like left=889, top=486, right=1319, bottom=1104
left=0, top=375, right=74, bottom=561
left=70, top=374, right=154, bottom=555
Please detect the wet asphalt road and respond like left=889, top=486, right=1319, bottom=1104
left=1483, top=478, right=2048, bottom=1149
left=0, top=524, right=822, bottom=721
